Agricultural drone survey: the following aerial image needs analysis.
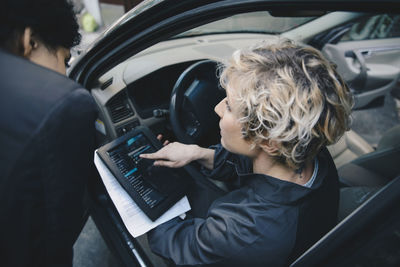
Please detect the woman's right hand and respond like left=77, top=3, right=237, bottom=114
left=140, top=142, right=200, bottom=168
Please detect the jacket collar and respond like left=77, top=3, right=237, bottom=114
left=232, top=150, right=329, bottom=204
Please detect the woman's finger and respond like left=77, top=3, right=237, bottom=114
left=154, top=160, right=178, bottom=168
left=140, top=152, right=160, bottom=159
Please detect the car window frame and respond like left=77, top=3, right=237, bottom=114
left=69, top=0, right=400, bottom=88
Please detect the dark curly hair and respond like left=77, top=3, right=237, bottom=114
left=0, top=0, right=81, bottom=53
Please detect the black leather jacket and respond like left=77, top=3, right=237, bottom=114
left=149, top=144, right=339, bottom=266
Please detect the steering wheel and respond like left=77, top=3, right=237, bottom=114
left=170, top=60, right=225, bottom=146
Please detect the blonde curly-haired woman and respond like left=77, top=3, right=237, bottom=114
left=141, top=38, right=353, bottom=266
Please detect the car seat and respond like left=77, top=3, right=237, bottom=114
left=327, top=130, right=374, bottom=169
left=290, top=175, right=400, bottom=267
left=330, top=125, right=399, bottom=223
left=336, top=125, right=400, bottom=187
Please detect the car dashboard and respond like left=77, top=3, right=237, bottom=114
left=89, top=33, right=273, bottom=144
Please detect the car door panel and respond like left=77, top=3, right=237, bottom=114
left=322, top=39, right=400, bottom=109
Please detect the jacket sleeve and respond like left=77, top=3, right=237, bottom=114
left=201, top=144, right=237, bottom=182
left=148, top=197, right=266, bottom=266
left=39, top=89, right=97, bottom=265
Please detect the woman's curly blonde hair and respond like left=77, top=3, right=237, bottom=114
left=220, top=38, right=353, bottom=169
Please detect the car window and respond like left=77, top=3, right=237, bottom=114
left=340, top=14, right=400, bottom=41
left=174, top=11, right=316, bottom=38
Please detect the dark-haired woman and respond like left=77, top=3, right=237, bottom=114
left=0, top=1, right=97, bottom=266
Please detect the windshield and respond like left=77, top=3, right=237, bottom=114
left=175, top=11, right=316, bottom=37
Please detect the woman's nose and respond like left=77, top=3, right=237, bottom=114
left=214, top=98, right=225, bottom=118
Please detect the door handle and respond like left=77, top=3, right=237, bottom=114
left=360, top=50, right=373, bottom=58
left=345, top=50, right=368, bottom=91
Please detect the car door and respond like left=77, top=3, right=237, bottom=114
left=69, top=2, right=400, bottom=267
left=321, top=14, right=400, bottom=109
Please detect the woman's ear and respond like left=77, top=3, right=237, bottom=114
left=259, top=139, right=279, bottom=154
left=21, top=27, right=36, bottom=57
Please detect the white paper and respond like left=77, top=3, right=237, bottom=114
left=94, top=151, right=191, bottom=237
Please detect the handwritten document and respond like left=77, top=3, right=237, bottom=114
left=94, top=151, right=191, bottom=237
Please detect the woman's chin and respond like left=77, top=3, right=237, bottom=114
left=220, top=138, right=229, bottom=151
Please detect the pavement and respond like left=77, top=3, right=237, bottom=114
left=73, top=217, right=119, bottom=267
left=71, top=3, right=125, bottom=57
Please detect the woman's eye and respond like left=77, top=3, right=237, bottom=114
left=225, top=100, right=232, bottom=112
left=64, top=57, right=71, bottom=68
left=64, top=60, right=70, bottom=68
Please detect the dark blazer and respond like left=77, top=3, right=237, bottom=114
left=0, top=50, right=98, bottom=267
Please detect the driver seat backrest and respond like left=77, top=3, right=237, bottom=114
left=290, top=176, right=400, bottom=267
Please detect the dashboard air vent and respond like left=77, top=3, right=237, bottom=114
left=107, top=93, right=134, bottom=123
left=101, top=77, right=113, bottom=90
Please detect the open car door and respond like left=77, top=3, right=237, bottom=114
left=69, top=2, right=400, bottom=267
left=321, top=14, right=400, bottom=109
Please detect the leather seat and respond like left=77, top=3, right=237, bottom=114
left=328, top=125, right=400, bottom=186
left=327, top=130, right=374, bottom=169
